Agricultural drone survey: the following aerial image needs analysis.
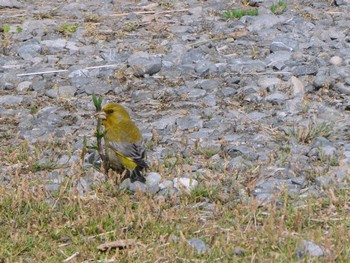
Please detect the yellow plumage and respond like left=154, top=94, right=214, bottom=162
left=97, top=103, right=148, bottom=182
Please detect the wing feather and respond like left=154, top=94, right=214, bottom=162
left=108, top=140, right=148, bottom=169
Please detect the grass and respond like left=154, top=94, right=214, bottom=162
left=273, top=122, right=333, bottom=145
left=1, top=137, right=350, bottom=261
left=270, top=1, right=287, bottom=15
left=1, top=177, right=350, bottom=261
left=58, top=23, right=78, bottom=36
left=223, top=8, right=258, bottom=19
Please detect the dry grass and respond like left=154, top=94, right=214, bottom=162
left=1, top=139, right=350, bottom=262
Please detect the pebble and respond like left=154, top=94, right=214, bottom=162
left=128, top=52, right=162, bottom=77
left=17, top=81, right=32, bottom=92
left=0, top=95, right=23, bottom=106
left=329, top=56, right=342, bottom=66
left=187, top=238, right=209, bottom=254
left=173, top=178, right=198, bottom=192
left=296, top=240, right=325, bottom=259
left=146, top=172, right=162, bottom=187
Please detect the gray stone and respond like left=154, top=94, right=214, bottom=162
left=289, top=76, right=305, bottom=97
left=187, top=238, right=209, bottom=254
left=229, top=58, right=266, bottom=73
left=153, top=116, right=177, bottom=131
left=266, top=51, right=291, bottom=68
left=200, top=79, right=220, bottom=91
left=0, top=95, right=23, bottom=106
left=247, top=14, right=287, bottom=32
left=187, top=88, right=206, bottom=99
left=188, top=6, right=203, bottom=16
left=293, top=65, right=318, bottom=76
left=258, top=77, right=281, bottom=91
left=243, top=85, right=259, bottom=96
left=17, top=44, right=42, bottom=60
left=195, top=60, right=213, bottom=76
left=265, top=92, right=288, bottom=104
left=146, top=172, right=161, bottom=187
left=232, top=247, right=246, bottom=256
left=0, top=0, right=23, bottom=8
left=270, top=41, right=294, bottom=52
left=227, top=156, right=253, bottom=171
left=17, top=81, right=32, bottom=92
left=46, top=86, right=76, bottom=98
left=128, top=52, right=162, bottom=77
left=41, top=39, right=67, bottom=52
left=120, top=178, right=148, bottom=192
left=45, top=184, right=60, bottom=192
left=221, top=87, right=237, bottom=97
left=335, top=83, right=350, bottom=95
left=202, top=94, right=217, bottom=106
left=4, top=82, right=14, bottom=90
left=76, top=177, right=90, bottom=197
left=224, top=145, right=258, bottom=161
left=159, top=180, right=174, bottom=190
left=176, top=115, right=203, bottom=131
left=315, top=175, right=334, bottom=188
left=297, top=240, right=325, bottom=259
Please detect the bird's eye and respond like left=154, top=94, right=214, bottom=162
left=107, top=109, right=114, bottom=114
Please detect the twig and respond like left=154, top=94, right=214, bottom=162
left=110, top=9, right=188, bottom=17
left=17, top=69, right=68, bottom=77
left=238, top=71, right=292, bottom=76
left=62, top=252, right=79, bottom=262
left=85, top=64, right=119, bottom=70
left=16, top=64, right=119, bottom=77
left=97, top=239, right=136, bottom=251
left=87, top=230, right=115, bottom=240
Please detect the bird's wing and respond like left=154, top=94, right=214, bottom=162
left=107, top=140, right=148, bottom=169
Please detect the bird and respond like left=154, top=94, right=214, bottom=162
left=96, top=103, right=148, bottom=183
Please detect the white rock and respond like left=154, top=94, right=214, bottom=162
left=329, top=56, right=342, bottom=66
left=173, top=177, right=198, bottom=192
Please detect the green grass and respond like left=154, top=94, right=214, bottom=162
left=0, top=179, right=350, bottom=262
left=58, top=23, right=78, bottom=35
left=270, top=1, right=287, bottom=15
left=2, top=160, right=350, bottom=261
left=223, top=8, right=258, bottom=19
left=273, top=122, right=333, bottom=145
left=1, top=129, right=350, bottom=261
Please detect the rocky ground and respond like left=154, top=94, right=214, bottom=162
left=1, top=0, right=350, bottom=261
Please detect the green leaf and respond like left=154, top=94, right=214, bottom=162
left=3, top=25, right=10, bottom=33
left=92, top=94, right=103, bottom=111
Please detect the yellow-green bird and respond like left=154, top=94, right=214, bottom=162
left=96, top=103, right=148, bottom=183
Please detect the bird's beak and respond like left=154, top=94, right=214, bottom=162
left=95, top=111, right=106, bottom=120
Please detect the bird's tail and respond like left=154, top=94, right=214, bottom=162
left=130, top=167, right=146, bottom=183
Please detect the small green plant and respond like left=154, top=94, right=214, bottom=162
left=32, top=161, right=57, bottom=172
left=223, top=8, right=258, bottom=19
left=1, top=25, right=12, bottom=55
left=270, top=1, right=287, bottom=15
left=190, top=185, right=220, bottom=201
left=16, top=26, right=23, bottom=33
left=276, top=122, right=333, bottom=145
left=92, top=94, right=107, bottom=169
left=58, top=23, right=78, bottom=35
left=3, top=25, right=10, bottom=33
left=123, top=22, right=140, bottom=32
left=194, top=146, right=220, bottom=159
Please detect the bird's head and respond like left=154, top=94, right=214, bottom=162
left=96, top=103, right=131, bottom=127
